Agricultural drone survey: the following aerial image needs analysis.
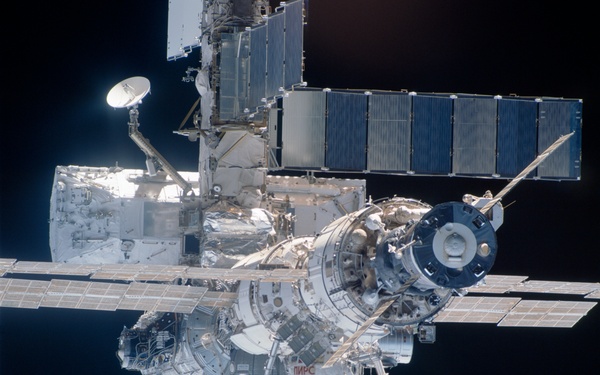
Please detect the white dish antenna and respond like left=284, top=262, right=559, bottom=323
left=106, top=76, right=151, bottom=108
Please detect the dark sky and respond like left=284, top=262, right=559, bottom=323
left=1, top=1, right=599, bottom=374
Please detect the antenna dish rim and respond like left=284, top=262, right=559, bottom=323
left=106, top=76, right=151, bottom=108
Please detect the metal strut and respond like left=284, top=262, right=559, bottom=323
left=128, top=106, right=193, bottom=197
left=480, top=131, right=575, bottom=215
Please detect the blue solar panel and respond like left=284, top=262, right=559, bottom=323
left=284, top=0, right=303, bottom=88
left=275, top=88, right=581, bottom=180
left=411, top=95, right=453, bottom=174
left=217, top=1, right=303, bottom=121
left=496, top=98, right=538, bottom=177
left=325, top=91, right=368, bottom=170
left=266, top=12, right=285, bottom=99
left=249, top=25, right=267, bottom=109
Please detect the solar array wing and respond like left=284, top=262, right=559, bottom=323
left=498, top=300, right=597, bottom=328
left=0, top=259, right=307, bottom=283
left=585, top=289, right=600, bottom=299
left=0, top=277, right=232, bottom=313
left=277, top=89, right=581, bottom=181
left=434, top=297, right=597, bottom=328
left=0, top=259, right=16, bottom=277
left=467, top=274, right=529, bottom=294
left=185, top=267, right=307, bottom=282
left=0, top=278, right=47, bottom=309
left=41, top=279, right=127, bottom=310
left=433, top=296, right=521, bottom=323
left=11, top=261, right=101, bottom=276
left=90, top=263, right=187, bottom=282
left=513, top=280, right=600, bottom=296
left=218, top=0, right=304, bottom=120
left=460, top=275, right=599, bottom=326
left=468, top=274, right=600, bottom=299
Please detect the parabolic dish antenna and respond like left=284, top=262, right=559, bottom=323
left=106, top=76, right=151, bottom=108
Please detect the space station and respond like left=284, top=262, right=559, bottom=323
left=0, top=1, right=597, bottom=374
